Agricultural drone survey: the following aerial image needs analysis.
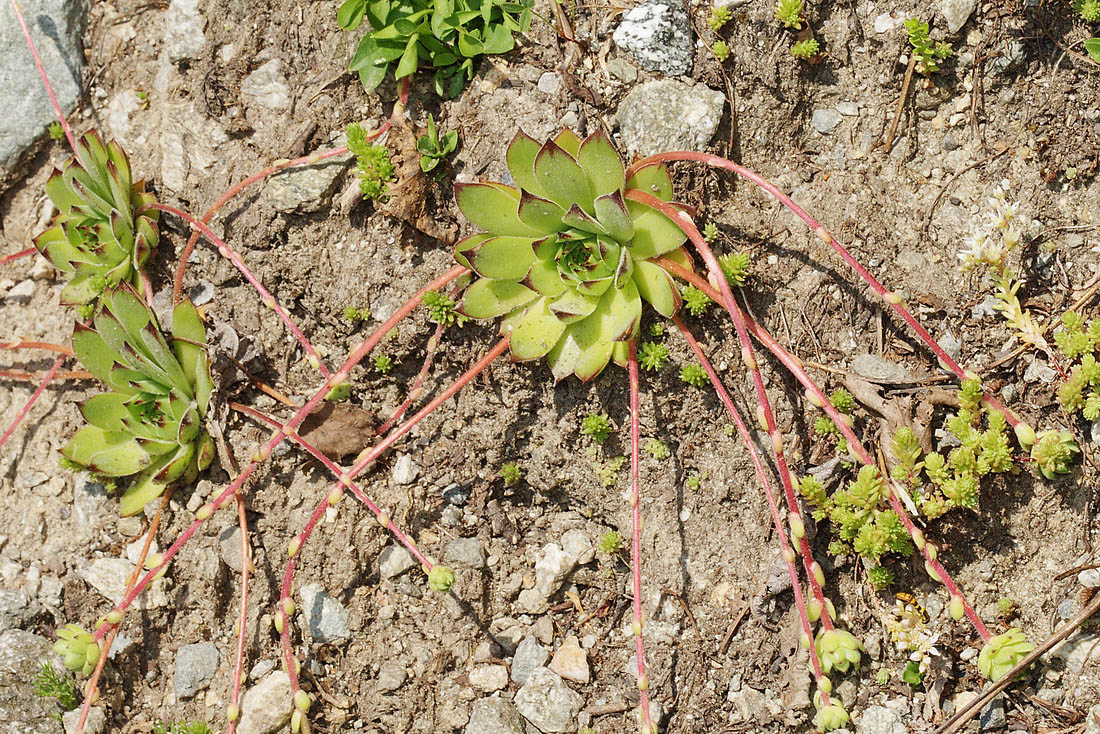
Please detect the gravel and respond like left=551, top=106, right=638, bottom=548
left=465, top=697, right=527, bottom=734
left=300, top=582, right=351, bottom=643
left=237, top=671, right=292, bottom=734
left=511, top=635, right=550, bottom=685
left=0, top=630, right=63, bottom=733
left=378, top=543, right=417, bottom=579
left=173, top=642, right=220, bottom=699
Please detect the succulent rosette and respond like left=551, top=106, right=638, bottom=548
left=33, top=131, right=159, bottom=305
left=978, top=627, right=1034, bottom=682
left=453, top=129, right=693, bottom=381
left=61, top=287, right=214, bottom=516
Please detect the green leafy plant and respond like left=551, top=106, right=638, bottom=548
left=416, top=114, right=459, bottom=173
left=978, top=628, right=1034, bottom=681
left=708, top=4, right=731, bottom=32
left=342, top=306, right=369, bottom=322
left=686, top=473, right=703, bottom=491
left=33, top=131, right=159, bottom=306
left=598, top=530, right=622, bottom=554
left=339, top=0, right=533, bottom=98
left=373, top=354, right=394, bottom=373
left=53, top=624, right=101, bottom=677
left=1030, top=429, right=1079, bottom=479
left=423, top=289, right=469, bottom=326
left=712, top=40, right=730, bottom=61
left=1075, top=0, right=1100, bottom=21
left=33, top=661, right=80, bottom=712
left=152, top=723, right=213, bottom=734
left=499, top=461, right=522, bottom=485
left=775, top=0, right=804, bottom=29
left=61, top=288, right=214, bottom=516
left=581, top=413, right=613, bottom=443
left=682, top=286, right=711, bottom=316
left=638, top=342, right=670, bottom=371
left=644, top=438, right=670, bottom=460
left=1085, top=37, right=1100, bottom=63
left=346, top=122, right=395, bottom=201
left=1054, top=310, right=1100, bottom=421
left=791, top=38, right=820, bottom=59
left=679, top=362, right=707, bottom=387
left=719, top=251, right=751, bottom=287
left=901, top=660, right=924, bottom=686
left=903, top=18, right=952, bottom=74
left=47, top=121, right=64, bottom=140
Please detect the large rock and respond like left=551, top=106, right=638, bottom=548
left=617, top=79, right=725, bottom=157
left=465, top=697, right=526, bottom=734
left=0, top=0, right=89, bottom=192
left=173, top=642, right=219, bottom=700
left=237, top=671, right=292, bottom=734
left=612, top=0, right=693, bottom=76
left=162, top=0, right=206, bottom=62
left=0, top=630, right=63, bottom=733
left=514, top=667, right=584, bottom=733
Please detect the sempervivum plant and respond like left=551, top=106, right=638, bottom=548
left=453, top=129, right=691, bottom=380
left=62, top=287, right=214, bottom=516
left=33, top=131, right=159, bottom=309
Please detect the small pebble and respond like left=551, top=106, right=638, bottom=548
left=537, top=72, right=561, bottom=94
left=549, top=636, right=590, bottom=684
left=376, top=660, right=407, bottom=692
left=5, top=279, right=34, bottom=302
left=812, top=108, right=842, bottom=134
left=392, top=454, right=420, bottom=485
left=469, top=664, right=509, bottom=692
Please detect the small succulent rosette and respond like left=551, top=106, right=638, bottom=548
left=62, top=287, right=214, bottom=515
left=33, top=131, right=158, bottom=305
left=453, top=129, right=695, bottom=381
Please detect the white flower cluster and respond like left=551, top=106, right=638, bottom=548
left=958, top=180, right=1025, bottom=272
left=886, top=598, right=941, bottom=676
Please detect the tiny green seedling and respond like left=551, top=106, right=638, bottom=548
left=775, top=0, right=804, bottom=29
left=373, top=354, right=394, bottom=373
left=791, top=38, right=820, bottom=59
left=644, top=438, right=670, bottom=460
left=346, top=122, right=395, bottom=202
left=152, top=723, right=213, bottom=734
left=598, top=530, right=622, bottom=554
left=33, top=661, right=80, bottom=713
left=708, top=5, right=730, bottom=32
left=1075, top=0, right=1100, bottom=21
left=712, top=40, right=730, bottom=61
left=904, top=19, right=952, bottom=74
left=47, top=121, right=64, bottom=140
left=499, top=461, right=522, bottom=486
left=679, top=363, right=707, bottom=387
left=638, top=342, right=670, bottom=371
left=719, top=252, right=751, bottom=287
left=342, top=306, right=370, bottom=322
left=416, top=114, right=459, bottom=174
left=423, top=290, right=468, bottom=327
left=682, top=286, right=711, bottom=316
left=686, top=473, right=703, bottom=491
left=581, top=413, right=613, bottom=444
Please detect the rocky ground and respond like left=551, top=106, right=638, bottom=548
left=2, top=0, right=1100, bottom=733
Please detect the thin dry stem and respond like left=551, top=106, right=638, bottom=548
left=0, top=247, right=36, bottom=266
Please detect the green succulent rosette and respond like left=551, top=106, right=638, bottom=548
left=453, top=129, right=693, bottom=381
left=33, top=131, right=158, bottom=305
left=815, top=628, right=864, bottom=674
left=978, top=627, right=1033, bottom=682
left=62, top=287, right=214, bottom=516
left=52, top=624, right=100, bottom=676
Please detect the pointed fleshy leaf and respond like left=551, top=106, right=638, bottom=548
left=509, top=297, right=568, bottom=361
left=454, top=233, right=493, bottom=270
left=455, top=182, right=540, bottom=237
left=577, top=130, right=625, bottom=198
left=633, top=260, right=681, bottom=317
left=533, top=141, right=594, bottom=214
left=33, top=225, right=76, bottom=269
left=593, top=191, right=634, bottom=242
left=628, top=201, right=689, bottom=258
left=553, top=129, right=583, bottom=157
left=154, top=442, right=196, bottom=484
left=560, top=204, right=607, bottom=235
left=171, top=299, right=207, bottom=392
left=612, top=341, right=630, bottom=368
left=119, top=462, right=170, bottom=516
left=612, top=240, right=634, bottom=289
left=548, top=289, right=599, bottom=321
left=60, top=275, right=103, bottom=306
left=139, top=324, right=190, bottom=392
left=532, top=235, right=559, bottom=262
left=72, top=323, right=134, bottom=394
left=459, top=278, right=538, bottom=319
left=664, top=246, right=695, bottom=270
left=45, top=167, right=83, bottom=213
left=547, top=328, right=582, bottom=381
left=470, top=236, right=537, bottom=280
left=603, top=278, right=642, bottom=342
left=80, top=393, right=132, bottom=432
left=517, top=191, right=566, bottom=233
left=62, top=426, right=152, bottom=476
left=626, top=162, right=674, bottom=202
left=524, top=258, right=569, bottom=298
left=105, top=163, right=132, bottom=220
left=505, top=130, right=546, bottom=198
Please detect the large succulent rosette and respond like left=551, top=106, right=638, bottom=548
left=453, top=129, right=693, bottom=381
left=33, top=131, right=159, bottom=305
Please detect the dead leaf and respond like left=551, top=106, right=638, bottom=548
left=299, top=403, right=376, bottom=460
left=377, top=117, right=458, bottom=243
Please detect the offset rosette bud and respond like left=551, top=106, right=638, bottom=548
left=454, top=129, right=692, bottom=381
left=428, top=565, right=456, bottom=592
left=978, top=628, right=1033, bottom=682
left=33, top=131, right=159, bottom=305
left=60, top=288, right=214, bottom=515
left=53, top=624, right=100, bottom=676
left=813, top=703, right=850, bottom=732
left=1030, top=429, right=1079, bottom=480
left=815, top=628, right=864, bottom=674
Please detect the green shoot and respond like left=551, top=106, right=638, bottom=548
left=153, top=724, right=214, bottom=734
left=712, top=40, right=730, bottom=61
left=682, top=286, right=711, bottom=316
left=719, top=252, right=751, bottom=287
left=791, top=38, right=820, bottom=59
left=868, top=566, right=894, bottom=590
left=33, top=661, right=80, bottom=712
left=136, top=89, right=150, bottom=109
left=373, top=354, right=393, bottom=373
left=47, top=121, right=64, bottom=140
left=708, top=5, right=731, bottom=32
left=581, top=413, right=613, bottom=444
left=875, top=668, right=892, bottom=685
left=679, top=363, right=707, bottom=387
left=1075, top=0, right=1100, bottom=21
left=775, top=0, right=804, bottom=29
left=595, top=455, right=627, bottom=486
left=686, top=473, right=703, bottom=491
left=342, top=306, right=369, bottom=322
left=648, top=322, right=665, bottom=337
left=416, top=114, right=459, bottom=174
left=499, top=461, right=522, bottom=486
left=702, top=221, right=719, bottom=242
left=904, top=18, right=952, bottom=74
left=422, top=290, right=468, bottom=327
left=346, top=122, right=395, bottom=201
left=644, top=438, right=671, bottom=460
left=638, top=342, right=670, bottom=371
left=598, top=530, right=622, bottom=554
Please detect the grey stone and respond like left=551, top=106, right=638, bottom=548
left=940, top=0, right=977, bottom=33
left=979, top=696, right=1006, bottom=730
left=1037, top=687, right=1064, bottom=704
left=265, top=155, right=352, bottom=213
left=466, top=697, right=526, bottom=734
left=858, top=704, right=907, bottom=734
left=939, top=330, right=962, bottom=361
left=0, top=588, right=40, bottom=630
left=469, top=664, right=509, bottom=692
left=445, top=537, right=488, bottom=569
left=1080, top=568, right=1100, bottom=587
left=62, top=706, right=105, bottom=734
left=1085, top=702, right=1100, bottom=734
left=249, top=659, right=276, bottom=681
left=237, top=671, right=292, bottom=734
left=812, top=108, right=843, bottom=134
left=617, top=79, right=724, bottom=157
left=157, top=101, right=229, bottom=193
left=1046, top=632, right=1100, bottom=674
left=1023, top=358, right=1057, bottom=384
left=442, top=483, right=470, bottom=506
left=561, top=529, right=593, bottom=564
left=5, top=279, right=35, bottom=303
left=82, top=557, right=169, bottom=608
left=219, top=525, right=245, bottom=573
left=836, top=101, right=859, bottom=116
left=537, top=72, right=561, bottom=94
left=612, top=0, right=693, bottom=75
left=943, top=132, right=962, bottom=151
left=174, top=642, right=219, bottom=699
left=850, top=354, right=913, bottom=383
left=607, top=57, right=638, bottom=84
left=241, top=59, right=291, bottom=110
left=511, top=636, right=550, bottom=685
left=0, top=630, right=62, bottom=733
left=392, top=453, right=420, bottom=485
left=376, top=659, right=407, bottom=691
left=300, top=583, right=351, bottom=642
left=534, top=543, right=577, bottom=597
left=986, top=40, right=1027, bottom=76
left=0, top=0, right=88, bottom=191
left=727, top=683, right=782, bottom=724
left=514, top=667, right=584, bottom=733
left=162, top=0, right=205, bottom=62
left=378, top=543, right=417, bottom=579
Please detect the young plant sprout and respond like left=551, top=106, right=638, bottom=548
left=499, top=461, right=523, bottom=485
left=581, top=413, right=613, bottom=443
left=791, top=38, right=821, bottom=59
left=711, top=40, right=730, bottom=62
left=775, top=0, right=804, bottom=29
left=904, top=18, right=952, bottom=74
left=416, top=113, right=459, bottom=173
